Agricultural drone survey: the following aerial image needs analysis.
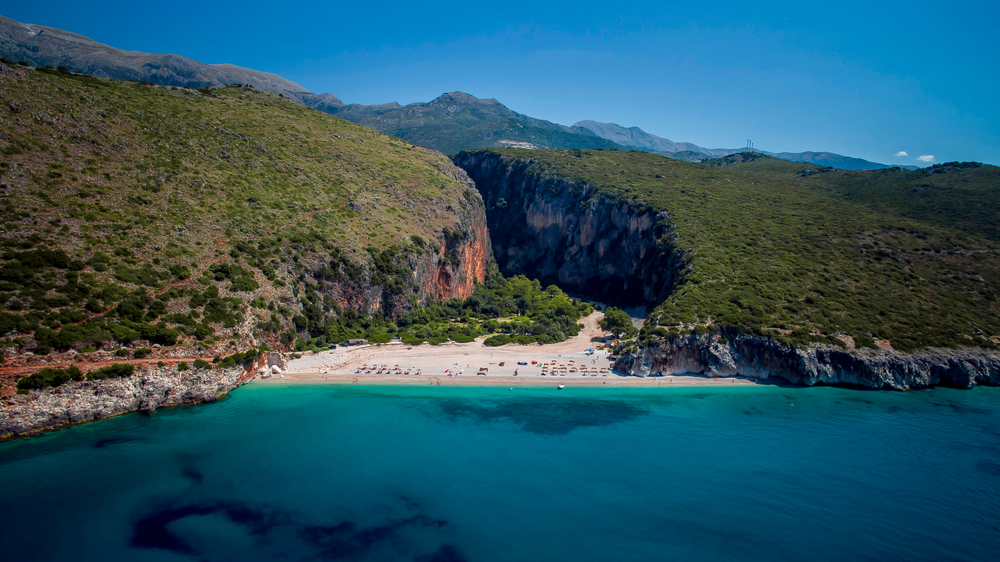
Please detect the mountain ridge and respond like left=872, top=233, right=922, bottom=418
left=574, top=120, right=915, bottom=170
left=324, top=91, right=632, bottom=155
left=0, top=15, right=344, bottom=110
left=573, top=120, right=918, bottom=170
left=0, top=14, right=924, bottom=169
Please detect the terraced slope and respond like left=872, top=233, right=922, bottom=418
left=0, top=63, right=489, bottom=394
left=456, top=149, right=1000, bottom=356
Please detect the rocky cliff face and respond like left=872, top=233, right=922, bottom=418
left=453, top=151, right=682, bottom=305
left=616, top=334, right=1000, bottom=390
left=419, top=169, right=491, bottom=304
left=0, top=357, right=266, bottom=440
left=306, top=169, right=491, bottom=319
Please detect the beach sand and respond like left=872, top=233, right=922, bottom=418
left=258, top=311, right=755, bottom=388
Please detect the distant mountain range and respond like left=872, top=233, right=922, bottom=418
left=572, top=120, right=736, bottom=156
left=323, top=91, right=631, bottom=155
left=0, top=15, right=344, bottom=111
left=573, top=120, right=917, bottom=170
left=0, top=14, right=914, bottom=170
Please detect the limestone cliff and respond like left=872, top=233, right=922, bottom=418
left=616, top=334, right=1000, bottom=390
left=303, top=168, right=491, bottom=320
left=417, top=168, right=491, bottom=304
left=454, top=149, right=999, bottom=390
left=0, top=357, right=267, bottom=440
left=453, top=150, right=683, bottom=305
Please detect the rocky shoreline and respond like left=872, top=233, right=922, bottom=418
left=0, top=353, right=275, bottom=440
left=615, top=334, right=1000, bottom=390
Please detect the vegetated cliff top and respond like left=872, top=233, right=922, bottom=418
left=0, top=64, right=484, bottom=381
left=465, top=148, right=1000, bottom=353
left=327, top=92, right=635, bottom=156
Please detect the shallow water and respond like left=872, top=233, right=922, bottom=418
left=1, top=384, right=999, bottom=561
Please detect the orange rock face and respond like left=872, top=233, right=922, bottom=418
left=426, top=219, right=489, bottom=302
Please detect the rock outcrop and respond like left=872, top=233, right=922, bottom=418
left=453, top=150, right=683, bottom=305
left=616, top=334, right=1000, bottom=390
left=307, top=168, right=491, bottom=319
left=0, top=357, right=264, bottom=440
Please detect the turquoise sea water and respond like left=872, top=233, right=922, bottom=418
left=1, top=383, right=999, bottom=561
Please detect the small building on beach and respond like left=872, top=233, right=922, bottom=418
left=348, top=339, right=368, bottom=346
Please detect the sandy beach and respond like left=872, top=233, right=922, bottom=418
left=257, top=311, right=755, bottom=388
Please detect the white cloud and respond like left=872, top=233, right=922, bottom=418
left=894, top=151, right=908, bottom=157
left=917, top=154, right=935, bottom=163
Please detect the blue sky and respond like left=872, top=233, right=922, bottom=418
left=7, top=1, right=998, bottom=165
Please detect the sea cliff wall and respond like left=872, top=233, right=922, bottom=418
left=453, top=151, right=682, bottom=305
left=453, top=151, right=1000, bottom=390
left=308, top=166, right=491, bottom=319
left=0, top=356, right=268, bottom=440
left=616, top=334, right=1000, bottom=390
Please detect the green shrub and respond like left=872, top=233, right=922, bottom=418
left=133, top=347, right=151, bottom=359
left=193, top=359, right=211, bottom=370
left=86, top=363, right=134, bottom=381
left=854, top=334, right=878, bottom=349
left=17, top=366, right=83, bottom=390
left=367, top=332, right=392, bottom=344
left=400, top=333, right=425, bottom=345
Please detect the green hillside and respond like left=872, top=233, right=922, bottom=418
left=475, top=149, right=1000, bottom=352
left=0, top=64, right=481, bottom=364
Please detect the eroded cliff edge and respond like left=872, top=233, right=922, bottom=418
left=455, top=150, right=1000, bottom=390
left=615, top=333, right=1000, bottom=389
left=306, top=165, right=491, bottom=320
left=0, top=356, right=269, bottom=440
left=453, top=150, right=682, bottom=305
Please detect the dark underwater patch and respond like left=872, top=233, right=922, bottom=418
left=416, top=544, right=468, bottom=562
left=946, top=403, right=991, bottom=415
left=180, top=467, right=204, bottom=485
left=175, top=453, right=205, bottom=486
left=437, top=397, right=648, bottom=435
left=301, top=515, right=448, bottom=560
left=130, top=501, right=275, bottom=554
left=130, top=498, right=457, bottom=561
left=975, top=460, right=1000, bottom=477
left=93, top=436, right=140, bottom=449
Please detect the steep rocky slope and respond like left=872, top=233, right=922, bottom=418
left=615, top=332, right=1000, bottom=390
left=454, top=151, right=681, bottom=305
left=0, top=63, right=489, bottom=397
left=454, top=148, right=1000, bottom=388
left=0, top=355, right=270, bottom=439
